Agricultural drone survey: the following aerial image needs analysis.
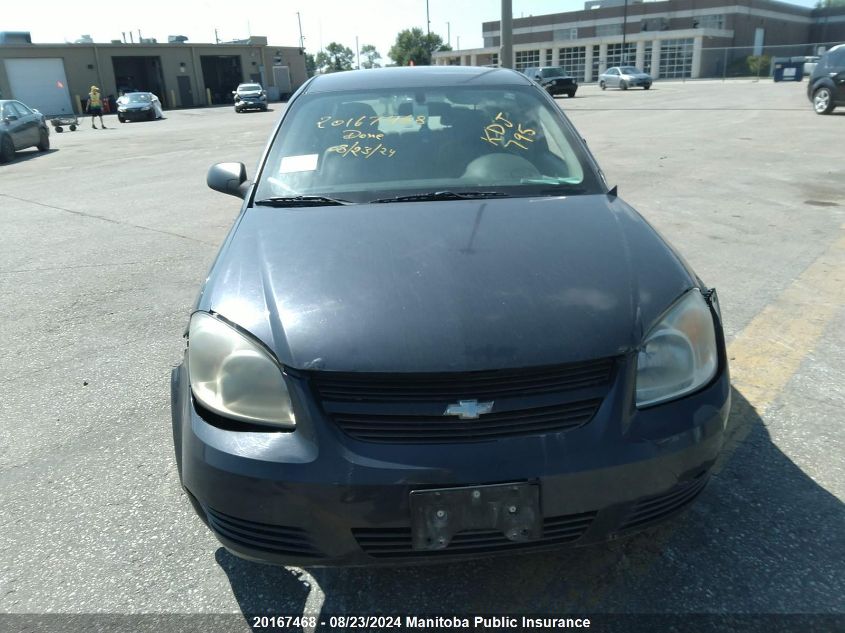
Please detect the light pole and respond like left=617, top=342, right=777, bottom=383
left=296, top=12, right=305, bottom=50
left=621, top=0, right=629, bottom=63
left=500, top=0, right=513, bottom=69
left=426, top=0, right=430, bottom=36
left=446, top=21, right=451, bottom=47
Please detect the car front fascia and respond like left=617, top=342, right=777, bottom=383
left=172, top=315, right=730, bottom=566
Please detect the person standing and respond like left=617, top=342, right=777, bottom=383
left=87, top=86, right=107, bottom=129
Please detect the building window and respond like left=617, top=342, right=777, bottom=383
left=643, top=42, right=652, bottom=73
left=491, top=53, right=499, bottom=67
left=660, top=38, right=694, bottom=78
left=515, top=49, right=541, bottom=72
left=546, top=49, right=554, bottom=66
left=595, top=42, right=638, bottom=76
left=694, top=14, right=724, bottom=29
left=641, top=18, right=668, bottom=32
left=554, top=27, right=579, bottom=41
left=596, top=23, right=623, bottom=37
left=558, top=46, right=586, bottom=79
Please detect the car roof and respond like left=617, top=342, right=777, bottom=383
left=305, top=66, right=533, bottom=93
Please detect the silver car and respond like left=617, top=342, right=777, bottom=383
left=599, top=66, right=652, bottom=90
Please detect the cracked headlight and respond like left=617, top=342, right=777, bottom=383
left=635, top=289, right=718, bottom=408
left=188, top=312, right=295, bottom=428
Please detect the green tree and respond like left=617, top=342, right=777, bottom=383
left=388, top=28, right=451, bottom=66
left=304, top=53, right=317, bottom=77
left=360, top=44, right=382, bottom=69
left=746, top=54, right=771, bottom=77
left=315, top=42, right=355, bottom=73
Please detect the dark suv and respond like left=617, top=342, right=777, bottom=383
left=807, top=44, right=845, bottom=115
left=523, top=66, right=578, bottom=98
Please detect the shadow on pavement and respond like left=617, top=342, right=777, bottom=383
left=217, top=387, right=843, bottom=627
left=6, top=148, right=58, bottom=164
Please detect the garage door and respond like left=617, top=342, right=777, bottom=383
left=4, top=58, right=73, bottom=116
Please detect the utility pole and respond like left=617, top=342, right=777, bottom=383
left=426, top=0, right=430, bottom=36
left=356, top=36, right=360, bottom=69
left=500, top=0, right=513, bottom=69
left=296, top=12, right=305, bottom=50
left=622, top=0, right=629, bottom=63
left=446, top=22, right=451, bottom=46
left=214, top=29, right=220, bottom=45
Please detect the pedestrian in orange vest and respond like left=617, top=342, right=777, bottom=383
left=87, top=86, right=107, bottom=129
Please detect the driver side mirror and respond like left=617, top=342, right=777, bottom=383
left=4, top=115, right=18, bottom=123
left=207, top=162, right=250, bottom=199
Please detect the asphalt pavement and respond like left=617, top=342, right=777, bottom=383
left=0, top=80, right=843, bottom=631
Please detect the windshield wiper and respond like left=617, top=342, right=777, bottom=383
left=254, top=195, right=351, bottom=207
left=372, top=191, right=510, bottom=203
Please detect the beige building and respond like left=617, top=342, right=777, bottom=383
left=0, top=36, right=308, bottom=115
left=433, top=0, right=845, bottom=81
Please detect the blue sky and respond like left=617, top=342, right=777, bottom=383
left=8, top=0, right=818, bottom=63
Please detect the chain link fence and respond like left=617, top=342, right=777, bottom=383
left=699, top=42, right=841, bottom=80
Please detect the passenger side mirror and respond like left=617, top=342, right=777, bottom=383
left=207, top=162, right=250, bottom=199
left=4, top=115, right=17, bottom=123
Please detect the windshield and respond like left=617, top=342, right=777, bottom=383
left=125, top=93, right=152, bottom=103
left=540, top=68, right=568, bottom=78
left=239, top=84, right=262, bottom=92
left=620, top=67, right=641, bottom=75
left=255, top=85, right=601, bottom=204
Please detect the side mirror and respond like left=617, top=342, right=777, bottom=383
left=207, top=162, right=250, bottom=199
left=4, top=115, right=18, bottom=122
left=231, top=90, right=237, bottom=95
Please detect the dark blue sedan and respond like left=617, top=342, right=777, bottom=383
left=171, top=66, right=730, bottom=566
left=0, top=99, right=50, bottom=163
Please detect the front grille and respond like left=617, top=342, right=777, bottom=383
left=205, top=507, right=324, bottom=558
left=308, top=358, right=615, bottom=444
left=332, top=399, right=601, bottom=443
left=353, top=512, right=596, bottom=558
left=310, top=358, right=614, bottom=403
left=619, top=474, right=710, bottom=532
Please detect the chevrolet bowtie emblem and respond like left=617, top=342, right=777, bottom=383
left=444, top=399, right=494, bottom=420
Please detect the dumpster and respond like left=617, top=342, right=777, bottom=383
left=773, top=61, right=804, bottom=82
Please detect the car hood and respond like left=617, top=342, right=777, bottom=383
left=197, top=195, right=696, bottom=372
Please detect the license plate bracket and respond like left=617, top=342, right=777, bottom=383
left=409, top=482, right=541, bottom=551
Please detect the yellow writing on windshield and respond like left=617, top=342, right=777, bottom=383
left=327, top=142, right=396, bottom=158
left=317, top=114, right=426, bottom=128
left=481, top=112, right=536, bottom=150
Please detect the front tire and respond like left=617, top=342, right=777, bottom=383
left=644, top=84, right=651, bottom=90
left=813, top=87, right=834, bottom=115
left=599, top=81, right=606, bottom=90
left=118, top=115, right=125, bottom=123
left=620, top=80, right=628, bottom=90
left=37, top=130, right=50, bottom=152
left=0, top=135, right=15, bottom=163
left=567, top=91, right=576, bottom=98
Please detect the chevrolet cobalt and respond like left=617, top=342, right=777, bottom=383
left=171, top=66, right=730, bottom=566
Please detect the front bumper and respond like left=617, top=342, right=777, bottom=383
left=172, top=350, right=730, bottom=567
left=235, top=99, right=267, bottom=110
left=119, top=109, right=154, bottom=120
left=544, top=82, right=577, bottom=95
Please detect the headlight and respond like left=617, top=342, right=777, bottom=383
left=635, top=289, right=718, bottom=408
left=187, top=312, right=296, bottom=428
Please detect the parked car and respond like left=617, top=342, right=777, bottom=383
left=807, top=44, right=845, bottom=114
left=0, top=99, right=50, bottom=163
left=233, top=83, right=268, bottom=112
left=116, top=92, right=163, bottom=122
left=523, top=66, right=578, bottom=97
left=599, top=66, right=652, bottom=90
left=172, top=66, right=729, bottom=567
